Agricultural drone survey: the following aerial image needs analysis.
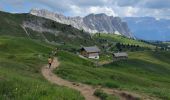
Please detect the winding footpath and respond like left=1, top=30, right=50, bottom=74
left=41, top=58, right=153, bottom=100
left=42, top=58, right=99, bottom=100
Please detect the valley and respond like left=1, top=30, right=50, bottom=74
left=0, top=10, right=170, bottom=100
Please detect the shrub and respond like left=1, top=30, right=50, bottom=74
left=7, top=55, right=16, bottom=59
left=104, top=82, right=119, bottom=88
left=94, top=89, right=108, bottom=100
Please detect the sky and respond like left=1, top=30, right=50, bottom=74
left=0, top=0, right=170, bottom=19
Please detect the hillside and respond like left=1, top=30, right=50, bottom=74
left=0, top=11, right=156, bottom=54
left=94, top=34, right=155, bottom=48
left=55, top=51, right=170, bottom=99
left=0, top=36, right=84, bottom=99
left=0, top=11, right=94, bottom=47
left=1, top=10, right=169, bottom=100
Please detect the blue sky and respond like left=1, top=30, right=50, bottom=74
left=0, top=0, right=170, bottom=19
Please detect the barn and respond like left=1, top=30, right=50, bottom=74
left=80, top=46, right=100, bottom=59
left=112, top=52, right=128, bottom=61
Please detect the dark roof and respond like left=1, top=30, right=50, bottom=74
left=82, top=46, right=100, bottom=53
left=113, top=52, right=128, bottom=57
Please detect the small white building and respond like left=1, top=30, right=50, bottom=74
left=80, top=46, right=100, bottom=59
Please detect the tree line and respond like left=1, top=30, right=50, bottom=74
left=115, top=43, right=150, bottom=52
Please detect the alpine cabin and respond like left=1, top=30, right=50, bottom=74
left=80, top=46, right=100, bottom=59
left=112, top=52, right=128, bottom=61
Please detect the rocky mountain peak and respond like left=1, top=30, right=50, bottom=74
left=30, top=9, right=134, bottom=38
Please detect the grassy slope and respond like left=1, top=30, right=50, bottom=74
left=55, top=51, right=170, bottom=99
left=0, top=11, right=155, bottom=50
left=0, top=12, right=26, bottom=37
left=1, top=10, right=166, bottom=100
left=94, top=34, right=155, bottom=48
left=0, top=11, right=94, bottom=48
left=0, top=36, right=84, bottom=100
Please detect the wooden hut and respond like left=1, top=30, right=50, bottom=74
left=80, top=46, right=100, bottom=59
left=112, top=52, right=128, bottom=61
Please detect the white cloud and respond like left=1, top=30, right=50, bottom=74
left=1, top=0, right=170, bottom=19
left=120, top=6, right=139, bottom=17
left=69, top=5, right=83, bottom=16
left=88, top=6, right=117, bottom=16
left=69, top=5, right=118, bottom=17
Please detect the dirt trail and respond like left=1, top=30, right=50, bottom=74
left=42, top=58, right=99, bottom=100
left=41, top=58, right=152, bottom=100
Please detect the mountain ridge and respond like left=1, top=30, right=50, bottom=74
left=30, top=8, right=134, bottom=38
left=0, top=10, right=94, bottom=47
left=123, top=17, right=170, bottom=41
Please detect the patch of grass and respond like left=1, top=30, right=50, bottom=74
left=0, top=36, right=84, bottom=100
left=94, top=34, right=155, bottom=48
left=94, top=89, right=119, bottom=100
left=104, top=82, right=119, bottom=88
left=55, top=50, right=170, bottom=99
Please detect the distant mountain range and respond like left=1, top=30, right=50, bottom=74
left=30, top=9, right=133, bottom=38
left=123, top=17, right=170, bottom=41
left=1, top=9, right=169, bottom=41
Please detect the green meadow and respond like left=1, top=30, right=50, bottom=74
left=0, top=36, right=84, bottom=100
left=55, top=50, right=170, bottom=99
left=0, top=9, right=170, bottom=100
left=94, top=34, right=155, bottom=48
left=1, top=36, right=170, bottom=100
